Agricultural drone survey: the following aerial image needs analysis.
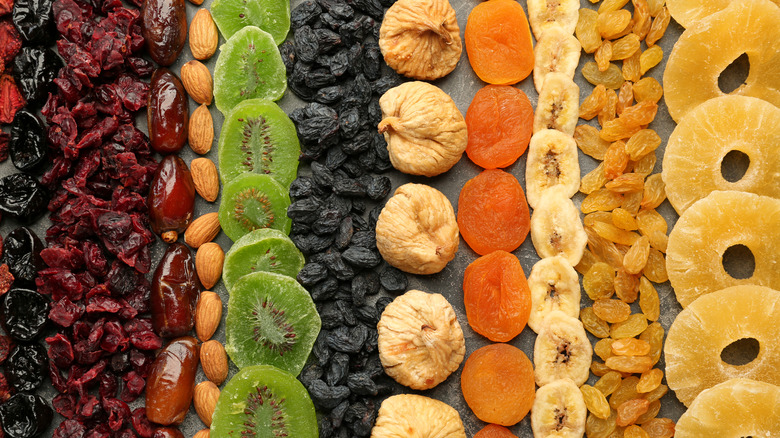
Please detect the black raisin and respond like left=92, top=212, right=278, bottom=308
left=342, top=130, right=371, bottom=155
left=311, top=161, right=336, bottom=188
left=315, top=28, right=342, bottom=53
left=307, top=379, right=350, bottom=410
left=295, top=26, right=320, bottom=63
left=342, top=246, right=381, bottom=269
left=311, top=276, right=340, bottom=302
left=299, top=363, right=324, bottom=387
left=312, top=208, right=343, bottom=235
left=319, top=0, right=354, bottom=20
left=354, top=304, right=378, bottom=325
left=342, top=74, right=372, bottom=108
left=289, top=177, right=315, bottom=199
left=323, top=251, right=355, bottom=281
left=326, top=352, right=349, bottom=386
left=333, top=178, right=366, bottom=197
left=380, top=266, right=408, bottom=293
left=330, top=400, right=350, bottom=428
left=346, top=44, right=363, bottom=76
left=327, top=325, right=367, bottom=353
left=334, top=216, right=354, bottom=250
left=9, top=111, right=47, bottom=172
left=1, top=289, right=49, bottom=342
left=375, top=296, right=393, bottom=317
left=291, top=0, right=322, bottom=28
left=312, top=332, right=333, bottom=366
left=366, top=175, right=392, bottom=200
left=361, top=42, right=383, bottom=80
left=319, top=302, right=345, bottom=329
left=346, top=401, right=376, bottom=437
left=371, top=72, right=403, bottom=95
left=279, top=40, right=296, bottom=75
left=339, top=20, right=364, bottom=46
left=319, top=12, right=344, bottom=31
left=338, top=107, right=363, bottom=139
left=297, top=262, right=329, bottom=286
left=334, top=300, right=357, bottom=326
left=349, top=230, right=376, bottom=249
left=287, top=197, right=323, bottom=223
left=315, top=85, right=345, bottom=105
left=306, top=67, right=337, bottom=89
left=326, top=193, right=353, bottom=217
left=347, top=373, right=377, bottom=396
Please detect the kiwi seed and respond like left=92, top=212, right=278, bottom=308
left=244, top=384, right=290, bottom=436
left=238, top=116, right=274, bottom=175
left=251, top=297, right=297, bottom=356
left=233, top=187, right=275, bottom=230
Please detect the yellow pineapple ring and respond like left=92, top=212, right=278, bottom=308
left=665, top=286, right=780, bottom=407
left=668, top=0, right=780, bottom=28
left=675, top=378, right=780, bottom=436
left=663, top=0, right=780, bottom=122
left=662, top=95, right=780, bottom=214
left=666, top=191, right=780, bottom=307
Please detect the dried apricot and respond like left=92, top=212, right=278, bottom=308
left=461, top=343, right=535, bottom=426
left=465, top=0, right=534, bottom=84
left=474, top=424, right=518, bottom=438
left=458, top=169, right=531, bottom=255
left=463, top=250, right=531, bottom=342
left=466, top=85, right=534, bottom=169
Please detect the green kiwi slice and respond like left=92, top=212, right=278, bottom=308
left=214, top=26, right=287, bottom=114
left=218, top=173, right=291, bottom=242
left=222, top=228, right=305, bottom=292
left=225, top=271, right=321, bottom=375
left=210, top=365, right=318, bottom=437
left=211, top=0, right=290, bottom=45
left=218, top=98, right=300, bottom=188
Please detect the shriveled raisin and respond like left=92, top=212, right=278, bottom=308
left=611, top=338, right=651, bottom=356
left=622, top=51, right=641, bottom=83
left=631, top=152, right=657, bottom=177
left=640, top=46, right=663, bottom=74
left=603, top=141, right=630, bottom=179
left=639, top=322, right=664, bottom=365
left=592, top=221, right=640, bottom=246
left=580, top=85, right=608, bottom=120
left=625, top=425, right=650, bottom=438
left=581, top=164, right=609, bottom=195
left=610, top=34, right=641, bottom=60
left=609, top=376, right=640, bottom=410
left=632, top=77, right=663, bottom=103
left=598, top=10, right=632, bottom=39
left=595, top=41, right=614, bottom=72
left=576, top=249, right=600, bottom=275
left=594, top=371, right=623, bottom=396
left=621, top=192, right=644, bottom=215
left=599, top=88, right=618, bottom=125
left=611, top=314, right=648, bottom=339
left=606, top=173, right=645, bottom=194
left=583, top=189, right=624, bottom=214
left=576, top=9, right=602, bottom=54
left=575, top=125, right=611, bottom=160
left=585, top=409, right=618, bottom=438
left=645, top=7, right=670, bottom=46
left=599, top=0, right=630, bottom=13
left=594, top=338, right=615, bottom=361
left=616, top=81, right=633, bottom=115
left=581, top=384, right=612, bottom=419
left=640, top=174, right=666, bottom=210
left=623, top=235, right=650, bottom=274
left=583, top=62, right=624, bottom=89
left=643, top=249, right=667, bottom=283
left=636, top=399, right=661, bottom=424
left=581, top=307, right=611, bottom=338
left=636, top=368, right=663, bottom=393
left=616, top=398, right=650, bottom=427
left=583, top=262, right=616, bottom=300
left=641, top=418, right=675, bottom=438
left=586, top=226, right=625, bottom=269
left=638, top=277, right=660, bottom=321
left=625, top=130, right=661, bottom=161
left=593, top=299, right=631, bottom=323
left=632, top=0, right=652, bottom=40
left=611, top=208, right=638, bottom=231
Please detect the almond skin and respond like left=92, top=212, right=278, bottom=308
left=200, top=340, right=229, bottom=385
left=193, top=381, right=220, bottom=427
left=196, top=242, right=224, bottom=290
left=195, top=291, right=223, bottom=342
left=189, top=9, right=218, bottom=60
left=184, top=212, right=221, bottom=248
left=191, top=158, right=219, bottom=202
left=180, top=60, right=213, bottom=105
left=189, top=104, right=214, bottom=155
left=193, top=430, right=210, bottom=438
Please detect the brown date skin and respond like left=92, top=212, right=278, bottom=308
left=148, top=154, right=195, bottom=241
left=153, top=427, right=185, bottom=438
left=146, top=337, right=199, bottom=426
left=142, top=0, right=187, bottom=66
left=151, top=242, right=200, bottom=338
left=148, top=68, right=189, bottom=155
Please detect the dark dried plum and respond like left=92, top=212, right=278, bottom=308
left=5, top=343, right=47, bottom=392
left=0, top=393, right=53, bottom=438
left=1, top=228, right=43, bottom=287
left=9, top=110, right=47, bottom=172
left=0, top=173, right=48, bottom=223
left=1, top=289, right=49, bottom=341
left=12, top=46, right=61, bottom=106
left=12, top=0, right=55, bottom=45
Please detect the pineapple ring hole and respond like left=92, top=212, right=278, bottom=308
left=720, top=337, right=760, bottom=366
left=721, top=244, right=755, bottom=280
left=720, top=150, right=750, bottom=183
left=718, top=53, right=750, bottom=95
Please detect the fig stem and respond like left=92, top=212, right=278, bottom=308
left=420, top=19, right=453, bottom=45
left=378, top=117, right=404, bottom=134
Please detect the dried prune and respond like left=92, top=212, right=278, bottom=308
left=0, top=174, right=48, bottom=223
left=1, top=228, right=42, bottom=287
left=12, top=47, right=60, bottom=106
left=0, top=393, right=53, bottom=438
left=1, top=289, right=49, bottom=341
left=9, top=110, right=47, bottom=171
left=5, top=343, right=47, bottom=392
left=12, top=0, right=55, bottom=45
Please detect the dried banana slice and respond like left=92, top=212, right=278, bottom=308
left=377, top=290, right=466, bottom=390
left=527, top=0, right=579, bottom=40
left=530, top=186, right=587, bottom=266
left=533, top=26, right=582, bottom=93
left=373, top=394, right=467, bottom=437
left=534, top=310, right=593, bottom=387
left=527, top=256, right=581, bottom=334
left=525, top=129, right=580, bottom=209
left=533, top=72, right=580, bottom=136
left=531, top=378, right=588, bottom=438
left=378, top=0, right=462, bottom=80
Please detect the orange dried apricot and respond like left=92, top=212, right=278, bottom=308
left=466, top=85, right=534, bottom=169
left=463, top=250, right=531, bottom=342
left=461, top=343, right=535, bottom=426
left=457, top=169, right=531, bottom=255
left=464, top=0, right=534, bottom=84
left=474, top=424, right=518, bottom=438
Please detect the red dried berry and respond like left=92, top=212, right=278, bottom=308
left=0, top=372, right=13, bottom=402
left=0, top=0, right=12, bottom=17
left=0, top=335, right=11, bottom=364
left=0, top=264, right=13, bottom=295
left=0, top=130, right=7, bottom=162
left=0, top=74, right=24, bottom=123
left=0, top=20, right=21, bottom=73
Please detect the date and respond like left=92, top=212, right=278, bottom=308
left=151, top=243, right=200, bottom=338
left=148, top=68, right=189, bottom=154
left=148, top=155, right=195, bottom=242
left=146, top=337, right=199, bottom=426
left=142, top=0, right=187, bottom=66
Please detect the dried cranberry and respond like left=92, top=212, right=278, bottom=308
left=103, top=397, right=130, bottom=431
left=54, top=420, right=87, bottom=438
left=45, top=333, right=74, bottom=368
left=48, top=297, right=85, bottom=327
left=52, top=393, right=77, bottom=419
left=0, top=129, right=8, bottom=162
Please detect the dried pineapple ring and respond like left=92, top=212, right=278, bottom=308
left=377, top=290, right=466, bottom=390
left=378, top=0, right=462, bottom=80
left=373, top=394, right=467, bottom=437
left=666, top=191, right=780, bottom=307
left=663, top=0, right=780, bottom=122
left=675, top=378, right=780, bottom=437
left=662, top=96, right=780, bottom=214
left=668, top=0, right=780, bottom=28
left=665, top=286, right=780, bottom=407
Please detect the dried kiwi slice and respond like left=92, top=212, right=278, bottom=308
left=218, top=173, right=292, bottom=242
left=211, top=0, right=291, bottom=44
left=210, top=365, right=318, bottom=438
left=225, top=271, right=321, bottom=375
left=222, top=228, right=305, bottom=292
left=214, top=26, right=287, bottom=113
left=218, top=98, right=300, bottom=187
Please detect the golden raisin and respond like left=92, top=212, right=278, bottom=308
left=595, top=371, right=623, bottom=396
left=625, top=424, right=651, bottom=438
left=621, top=192, right=643, bottom=215
left=591, top=361, right=614, bottom=377
left=606, top=173, right=645, bottom=194
left=586, top=410, right=618, bottom=438
left=636, top=399, right=661, bottom=424
left=632, top=77, right=663, bottom=103
left=580, top=85, right=608, bottom=120
left=620, top=101, right=658, bottom=127
left=592, top=221, right=640, bottom=246
left=640, top=174, right=665, bottom=209
left=632, top=0, right=652, bottom=40
left=599, top=0, right=630, bottom=13
left=623, top=235, right=650, bottom=274
left=585, top=211, right=614, bottom=229
left=638, top=277, right=660, bottom=321
left=610, top=34, right=641, bottom=60
left=584, top=62, right=626, bottom=89
left=586, top=226, right=625, bottom=269
left=576, top=248, right=601, bottom=275
left=642, top=249, right=667, bottom=283
left=599, top=88, right=619, bottom=127
left=630, top=152, right=657, bottom=177
left=582, top=163, right=610, bottom=194
left=625, top=130, right=661, bottom=161
left=581, top=306, right=611, bottom=338
left=610, top=314, right=648, bottom=339
left=636, top=368, right=663, bottom=394
left=598, top=10, right=632, bottom=39
left=584, top=262, right=617, bottom=300
left=639, top=45, right=663, bottom=75
left=594, top=338, right=616, bottom=361
left=616, top=399, right=650, bottom=427
left=577, top=8, right=603, bottom=54
left=646, top=229, right=668, bottom=253
left=582, top=189, right=625, bottom=214
left=609, top=376, right=640, bottom=410
left=603, top=141, right=630, bottom=179
left=611, top=208, right=638, bottom=231
left=645, top=7, right=670, bottom=46
left=643, top=384, right=668, bottom=403
left=614, top=267, right=640, bottom=302
left=595, top=40, right=614, bottom=72
left=611, top=338, right=651, bottom=356
left=622, top=51, right=642, bottom=83
left=641, top=418, right=675, bottom=438
left=616, top=81, right=634, bottom=115
left=582, top=385, right=612, bottom=420
left=594, top=299, right=632, bottom=323
left=647, top=0, right=665, bottom=16
left=636, top=208, right=667, bottom=235
left=600, top=119, right=643, bottom=142
left=575, top=125, right=612, bottom=159
left=639, top=322, right=664, bottom=365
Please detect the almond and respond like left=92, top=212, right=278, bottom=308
left=184, top=212, right=221, bottom=248
left=196, top=242, right=224, bottom=289
left=180, top=60, right=213, bottom=105
left=195, top=291, right=223, bottom=341
left=194, top=381, right=220, bottom=427
left=189, top=104, right=214, bottom=155
left=191, top=157, right=219, bottom=202
left=200, top=340, right=229, bottom=385
left=193, top=430, right=210, bottom=438
left=189, top=9, right=218, bottom=60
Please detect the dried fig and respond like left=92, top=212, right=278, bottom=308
left=378, top=290, right=465, bottom=390
left=378, top=82, right=467, bottom=177
left=379, top=0, right=462, bottom=80
left=375, top=183, right=459, bottom=275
